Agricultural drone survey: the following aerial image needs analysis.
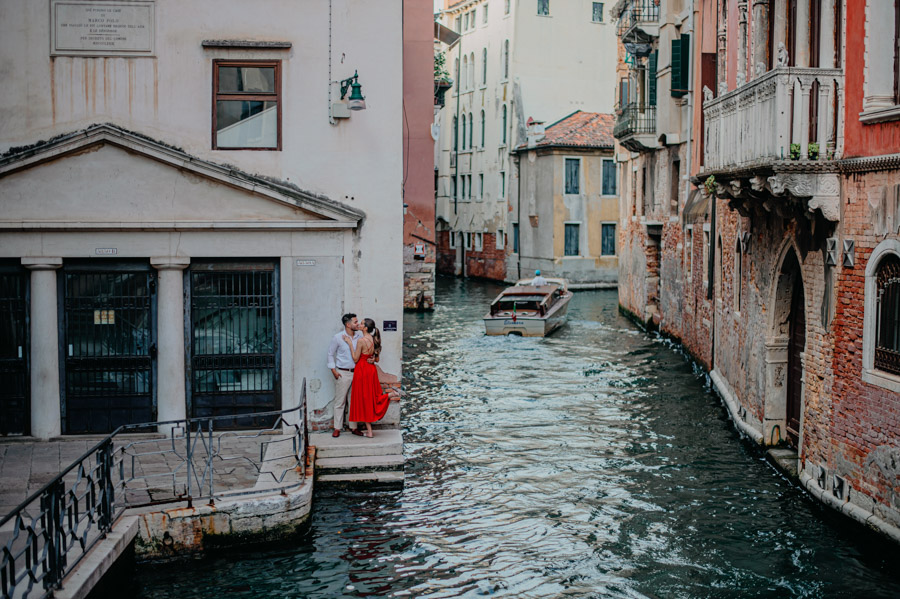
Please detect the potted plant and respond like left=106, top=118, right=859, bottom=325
left=434, top=51, right=453, bottom=107
left=790, top=143, right=801, bottom=160
left=704, top=175, right=717, bottom=196
left=807, top=142, right=819, bottom=160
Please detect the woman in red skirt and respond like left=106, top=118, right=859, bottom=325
left=343, top=318, right=391, bottom=438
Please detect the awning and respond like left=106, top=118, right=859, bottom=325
left=435, top=22, right=460, bottom=47
left=683, top=188, right=710, bottom=225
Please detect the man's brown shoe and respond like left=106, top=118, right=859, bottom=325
left=332, top=429, right=340, bottom=437
left=350, top=428, right=364, bottom=437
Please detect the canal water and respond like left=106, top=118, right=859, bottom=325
left=135, top=277, right=900, bottom=598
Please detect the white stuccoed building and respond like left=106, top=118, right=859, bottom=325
left=434, top=0, right=618, bottom=282
left=0, top=0, right=403, bottom=438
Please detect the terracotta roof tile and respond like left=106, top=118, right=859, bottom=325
left=518, top=111, right=616, bottom=151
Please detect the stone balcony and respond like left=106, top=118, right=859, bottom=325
left=701, top=67, right=844, bottom=222
left=616, top=0, right=659, bottom=43
left=613, top=103, right=657, bottom=152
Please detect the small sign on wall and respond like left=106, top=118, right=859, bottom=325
left=95, top=248, right=117, bottom=255
left=51, top=0, right=156, bottom=57
left=383, top=320, right=397, bottom=332
left=413, top=243, right=426, bottom=260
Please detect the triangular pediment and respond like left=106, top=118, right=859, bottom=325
left=0, top=124, right=365, bottom=231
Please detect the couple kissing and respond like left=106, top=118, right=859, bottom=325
left=327, top=313, right=391, bottom=438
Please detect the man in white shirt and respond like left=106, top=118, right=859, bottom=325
left=327, top=313, right=363, bottom=437
left=531, top=269, right=548, bottom=286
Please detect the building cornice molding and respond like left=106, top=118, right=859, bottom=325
left=838, top=153, right=900, bottom=173
left=0, top=124, right=366, bottom=227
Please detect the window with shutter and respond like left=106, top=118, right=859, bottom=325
left=648, top=51, right=658, bottom=106
left=672, top=34, right=690, bottom=97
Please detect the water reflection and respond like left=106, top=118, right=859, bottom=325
left=135, top=276, right=900, bottom=598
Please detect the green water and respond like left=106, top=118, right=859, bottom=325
left=135, top=277, right=900, bottom=598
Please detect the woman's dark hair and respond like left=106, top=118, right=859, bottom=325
left=363, top=318, right=381, bottom=358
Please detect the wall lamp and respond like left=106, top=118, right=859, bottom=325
left=331, top=70, right=366, bottom=119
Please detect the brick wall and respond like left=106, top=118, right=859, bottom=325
left=464, top=233, right=507, bottom=281
left=436, top=230, right=456, bottom=275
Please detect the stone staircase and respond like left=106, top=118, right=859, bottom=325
left=310, top=429, right=405, bottom=485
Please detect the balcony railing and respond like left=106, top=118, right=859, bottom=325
left=703, top=67, right=843, bottom=172
left=614, top=103, right=657, bottom=139
left=617, top=0, right=660, bottom=39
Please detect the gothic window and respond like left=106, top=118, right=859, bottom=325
left=452, top=116, right=458, bottom=151
left=461, top=116, right=467, bottom=150
left=502, top=104, right=508, bottom=144
left=468, top=112, right=474, bottom=148
left=469, top=52, right=475, bottom=89
left=503, top=40, right=510, bottom=79
left=462, top=55, right=468, bottom=90
left=482, top=48, right=488, bottom=84
left=480, top=110, right=486, bottom=147
left=734, top=237, right=743, bottom=312
left=538, top=0, right=549, bottom=16
left=875, top=254, right=900, bottom=375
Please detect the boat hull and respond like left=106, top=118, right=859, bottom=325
left=483, top=294, right=571, bottom=337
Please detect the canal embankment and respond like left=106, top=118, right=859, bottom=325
left=619, top=300, right=900, bottom=547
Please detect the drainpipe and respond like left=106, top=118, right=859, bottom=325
left=453, top=34, right=462, bottom=216
left=516, top=153, right=522, bottom=281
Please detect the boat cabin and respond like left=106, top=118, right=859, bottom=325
left=489, top=285, right=563, bottom=318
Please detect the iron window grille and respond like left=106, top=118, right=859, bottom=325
left=875, top=254, right=900, bottom=375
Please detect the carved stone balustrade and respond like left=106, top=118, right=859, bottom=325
left=704, top=67, right=843, bottom=170
left=700, top=67, right=844, bottom=223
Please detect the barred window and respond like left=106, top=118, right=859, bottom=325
left=876, top=254, right=900, bottom=375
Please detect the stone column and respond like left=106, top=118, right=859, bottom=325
left=150, top=257, right=190, bottom=435
left=820, top=0, right=835, bottom=68
left=752, top=0, right=770, bottom=76
left=737, top=1, right=749, bottom=85
left=796, top=0, right=810, bottom=67
left=717, top=2, right=728, bottom=91
left=22, top=258, right=62, bottom=440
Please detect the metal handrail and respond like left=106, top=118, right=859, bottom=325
left=617, top=0, right=660, bottom=37
left=0, top=379, right=307, bottom=599
left=614, top=103, right=657, bottom=138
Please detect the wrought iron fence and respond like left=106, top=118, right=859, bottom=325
left=614, top=104, right=657, bottom=138
left=617, top=0, right=660, bottom=37
left=0, top=380, right=307, bottom=599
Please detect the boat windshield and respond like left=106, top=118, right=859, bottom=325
left=492, top=299, right=542, bottom=315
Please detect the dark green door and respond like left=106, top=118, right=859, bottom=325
left=188, top=262, right=279, bottom=428
left=63, top=266, right=156, bottom=433
left=0, top=267, right=29, bottom=435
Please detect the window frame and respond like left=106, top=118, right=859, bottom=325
left=212, top=59, right=282, bottom=151
left=496, top=229, right=505, bottom=249
left=500, top=170, right=506, bottom=198
left=512, top=222, right=520, bottom=253
left=592, top=2, right=604, bottom=22
left=449, top=231, right=457, bottom=249
left=601, top=222, right=616, bottom=256
left=863, top=238, right=900, bottom=392
left=685, top=225, right=694, bottom=281
left=601, top=158, right=617, bottom=196
left=564, top=222, right=581, bottom=257
left=564, top=157, right=581, bottom=195
left=475, top=232, right=484, bottom=252
left=538, top=0, right=550, bottom=16
left=465, top=232, right=473, bottom=250
left=734, top=236, right=743, bottom=313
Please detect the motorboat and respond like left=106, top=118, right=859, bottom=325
left=483, top=278, right=573, bottom=337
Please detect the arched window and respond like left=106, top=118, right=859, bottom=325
left=462, top=55, right=468, bottom=90
left=734, top=237, right=743, bottom=312
left=503, top=40, right=510, bottom=79
left=482, top=48, right=488, bottom=84
left=468, top=112, right=474, bottom=148
left=461, top=116, right=467, bottom=150
left=480, top=110, right=485, bottom=147
left=454, top=57, right=459, bottom=82
left=469, top=52, right=475, bottom=89
left=502, top=104, right=508, bottom=144
left=875, top=254, right=900, bottom=375
left=716, top=235, right=723, bottom=298
left=452, top=116, right=458, bottom=151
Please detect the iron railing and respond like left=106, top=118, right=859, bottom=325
left=0, top=380, right=307, bottom=599
left=614, top=103, right=657, bottom=138
left=617, top=0, right=660, bottom=38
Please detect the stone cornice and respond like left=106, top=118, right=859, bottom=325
left=838, top=153, right=900, bottom=173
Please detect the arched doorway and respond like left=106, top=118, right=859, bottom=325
left=763, top=245, right=806, bottom=447
left=785, top=262, right=806, bottom=446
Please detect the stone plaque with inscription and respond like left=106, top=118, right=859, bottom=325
left=51, top=0, right=155, bottom=56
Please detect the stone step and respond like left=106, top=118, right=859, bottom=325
left=316, top=454, right=405, bottom=474
left=316, top=471, right=405, bottom=485
left=309, top=429, right=403, bottom=459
